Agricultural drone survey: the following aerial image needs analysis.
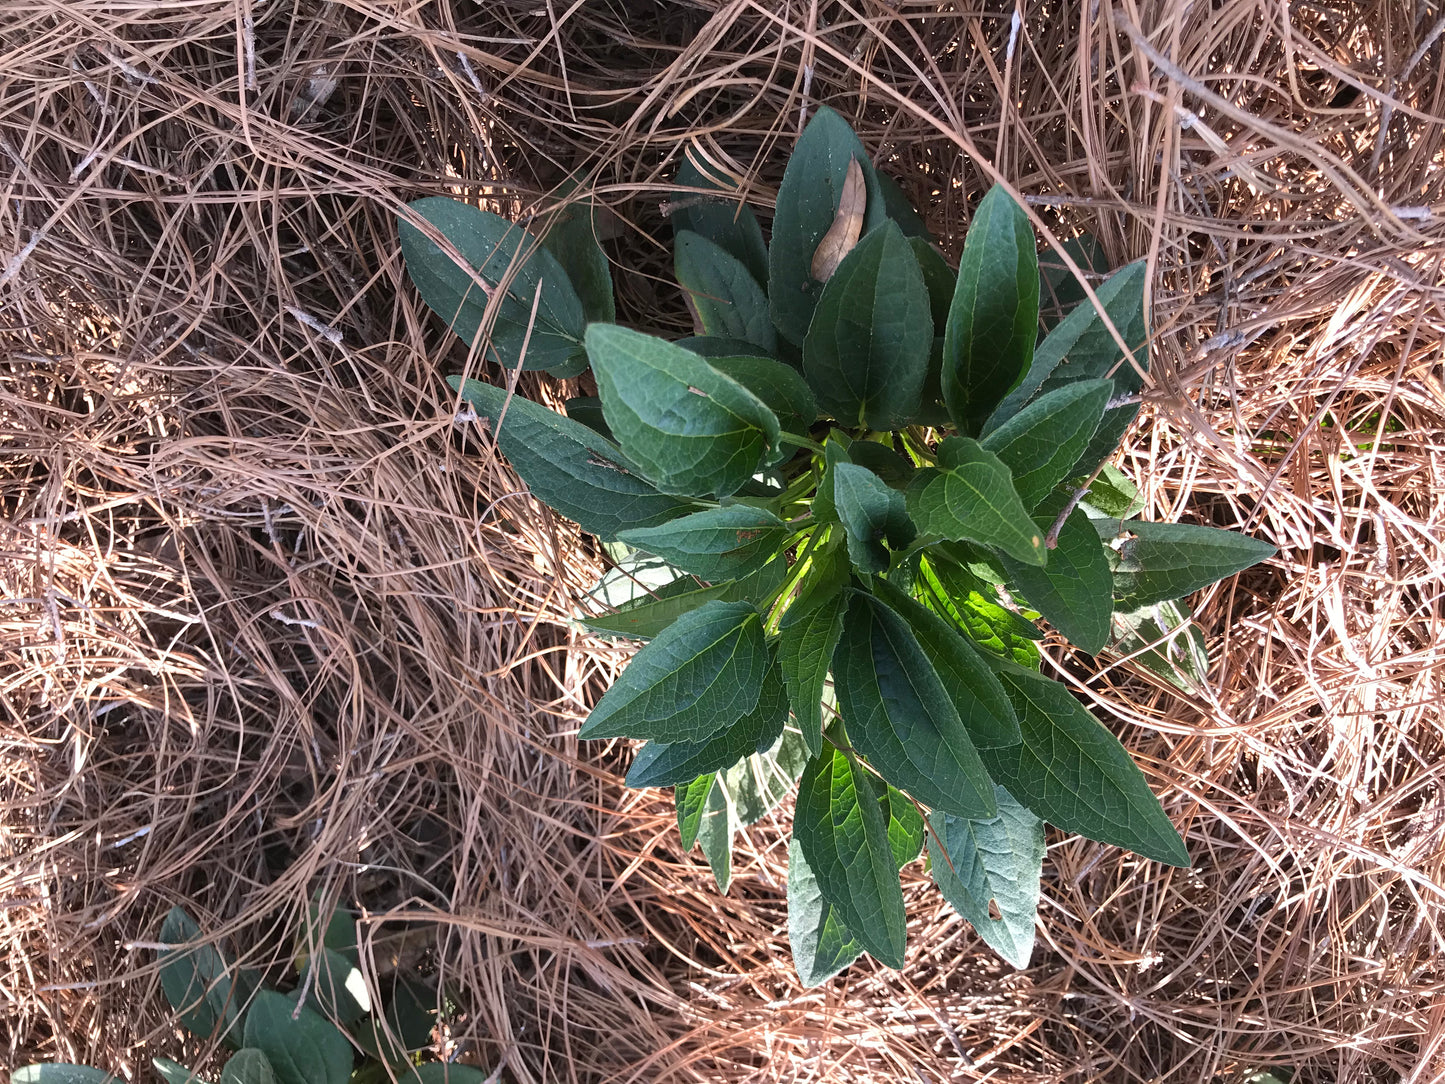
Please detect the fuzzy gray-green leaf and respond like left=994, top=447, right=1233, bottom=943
left=1100, top=519, right=1276, bottom=608
left=242, top=991, right=352, bottom=1084
left=787, top=836, right=865, bottom=986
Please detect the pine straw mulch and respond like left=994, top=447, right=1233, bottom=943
left=2, top=0, right=1443, bottom=1081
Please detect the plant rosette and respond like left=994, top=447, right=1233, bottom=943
left=399, top=108, right=1274, bottom=982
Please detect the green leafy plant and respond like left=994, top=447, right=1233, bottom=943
left=399, top=107, right=1274, bottom=981
left=17, top=905, right=482, bottom=1084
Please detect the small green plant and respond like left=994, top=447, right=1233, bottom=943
left=398, top=107, right=1273, bottom=981
left=16, top=905, right=480, bottom=1084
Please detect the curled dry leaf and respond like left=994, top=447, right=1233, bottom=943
left=810, top=157, right=866, bottom=283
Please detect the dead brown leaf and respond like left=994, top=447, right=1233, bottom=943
left=810, top=157, right=866, bottom=282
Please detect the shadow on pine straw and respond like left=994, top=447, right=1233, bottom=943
left=1, top=0, right=1442, bottom=1081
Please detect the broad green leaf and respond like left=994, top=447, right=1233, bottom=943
left=451, top=377, right=692, bottom=541
left=539, top=180, right=615, bottom=325
left=869, top=578, right=1019, bottom=748
left=878, top=171, right=933, bottom=240
left=399, top=197, right=586, bottom=373
left=219, top=1051, right=276, bottom=1084
left=676, top=231, right=777, bottom=351
left=941, top=185, right=1039, bottom=433
left=404, top=1067, right=489, bottom=1084
left=794, top=746, right=908, bottom=967
left=769, top=105, right=888, bottom=346
left=979, top=669, right=1189, bottom=866
left=585, top=325, right=781, bottom=499
left=778, top=587, right=848, bottom=755
left=153, top=1057, right=207, bottom=1084
left=808, top=439, right=849, bottom=526
left=831, top=461, right=916, bottom=574
left=834, top=594, right=996, bottom=818
left=13, top=1068, right=118, bottom=1084
left=158, top=906, right=246, bottom=1046
left=846, top=440, right=915, bottom=486
left=878, top=784, right=925, bottom=867
left=906, top=438, right=1046, bottom=565
left=242, top=990, right=352, bottom=1084
left=1110, top=599, right=1211, bottom=693
left=802, top=222, right=931, bottom=429
left=1081, top=462, right=1144, bottom=519
left=1099, top=519, right=1276, bottom=607
left=617, top=505, right=787, bottom=583
left=672, top=154, right=770, bottom=287
left=985, top=261, right=1148, bottom=475
left=724, top=726, right=811, bottom=825
left=563, top=398, right=610, bottom=443
left=675, top=773, right=714, bottom=851
left=696, top=771, right=735, bottom=892
left=926, top=786, right=1044, bottom=968
left=704, top=354, right=818, bottom=449
left=787, top=836, right=865, bottom=986
left=297, top=893, right=357, bottom=968
left=980, top=380, right=1110, bottom=510
left=578, top=600, right=768, bottom=743
left=583, top=558, right=784, bottom=640
left=909, top=236, right=955, bottom=421
left=1002, top=504, right=1113, bottom=654
left=671, top=335, right=772, bottom=358
left=299, top=947, right=370, bottom=1026
left=918, top=557, right=1042, bottom=670
left=1039, top=233, right=1109, bottom=328
left=625, top=662, right=788, bottom=787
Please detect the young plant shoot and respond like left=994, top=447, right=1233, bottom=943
left=400, top=108, right=1274, bottom=982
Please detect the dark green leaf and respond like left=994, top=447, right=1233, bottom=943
left=786, top=836, right=865, bottom=986
left=794, top=746, right=908, bottom=967
left=1039, top=233, right=1109, bottom=328
left=846, top=441, right=915, bottom=486
left=878, top=784, right=925, bottom=867
left=802, top=222, right=931, bottom=429
left=625, top=662, right=788, bottom=787
left=451, top=377, right=692, bottom=541
left=671, top=336, right=773, bottom=359
left=941, top=185, right=1039, bottom=433
left=617, top=505, right=788, bottom=582
left=704, top=354, right=818, bottom=448
left=1110, top=599, right=1211, bottom=693
left=769, top=106, right=888, bottom=346
left=564, top=396, right=611, bottom=440
left=1002, top=504, right=1113, bottom=654
left=153, top=1057, right=206, bottom=1084
left=878, top=171, right=932, bottom=240
left=1081, top=462, right=1144, bottom=519
left=927, top=785, right=1044, bottom=968
left=980, top=380, right=1110, bottom=510
left=778, top=584, right=848, bottom=756
left=578, top=600, right=768, bottom=743
left=918, top=557, right=1042, bottom=670
left=979, top=669, right=1189, bottom=866
left=675, top=773, right=714, bottom=851
left=586, top=325, right=781, bottom=499
left=1100, top=519, right=1276, bottom=607
left=834, top=594, right=996, bottom=818
left=538, top=180, right=615, bottom=325
left=906, top=438, right=1046, bottom=565
left=158, top=906, right=245, bottom=1046
left=242, top=990, right=352, bottom=1084
left=355, top=977, right=435, bottom=1067
left=299, top=947, right=370, bottom=1027
left=676, top=231, right=777, bottom=352
left=219, top=1051, right=276, bottom=1084
left=672, top=155, right=770, bottom=288
left=13, top=1068, right=118, bottom=1084
left=869, top=578, right=1019, bottom=748
left=987, top=261, right=1148, bottom=474
left=831, top=461, right=916, bottom=574
left=909, top=236, right=954, bottom=330
left=399, top=197, right=586, bottom=373
left=299, top=894, right=357, bottom=964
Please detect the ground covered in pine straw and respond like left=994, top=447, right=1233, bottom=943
left=2, top=0, right=1443, bottom=1081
